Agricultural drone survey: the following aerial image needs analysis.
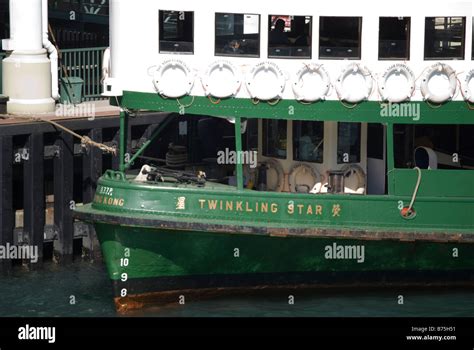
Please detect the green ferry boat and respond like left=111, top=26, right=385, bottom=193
left=74, top=0, right=474, bottom=311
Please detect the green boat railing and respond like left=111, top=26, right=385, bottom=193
left=59, top=46, right=108, bottom=102
left=0, top=47, right=107, bottom=101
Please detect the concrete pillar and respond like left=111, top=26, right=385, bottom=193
left=1, top=0, right=55, bottom=114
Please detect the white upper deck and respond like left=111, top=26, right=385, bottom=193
left=107, top=0, right=473, bottom=102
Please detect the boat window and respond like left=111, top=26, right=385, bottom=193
left=472, top=18, right=474, bottom=59
left=293, top=121, right=324, bottom=163
left=319, top=17, right=362, bottom=59
left=378, top=17, right=410, bottom=60
left=263, top=119, right=287, bottom=159
left=245, top=119, right=259, bottom=151
left=268, top=15, right=312, bottom=59
left=394, top=124, right=474, bottom=170
left=337, top=122, right=361, bottom=164
left=424, top=17, right=465, bottom=60
left=215, top=13, right=260, bottom=57
left=367, top=123, right=384, bottom=160
left=159, top=10, right=194, bottom=54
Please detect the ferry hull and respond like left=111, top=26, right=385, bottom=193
left=89, top=221, right=474, bottom=312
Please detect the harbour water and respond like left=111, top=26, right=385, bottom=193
left=1, top=261, right=473, bottom=317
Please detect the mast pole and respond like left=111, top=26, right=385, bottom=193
left=234, top=117, right=244, bottom=191
left=119, top=109, right=128, bottom=172
left=386, top=123, right=395, bottom=195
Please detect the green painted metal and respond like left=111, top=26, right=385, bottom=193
left=59, top=47, right=108, bottom=102
left=119, top=110, right=127, bottom=172
left=94, top=222, right=474, bottom=281
left=234, top=116, right=244, bottom=191
left=112, top=91, right=474, bottom=200
left=81, top=175, right=474, bottom=234
left=393, top=169, right=474, bottom=197
left=386, top=124, right=396, bottom=195
left=115, top=91, right=474, bottom=125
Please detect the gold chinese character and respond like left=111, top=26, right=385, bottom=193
left=332, top=204, right=341, bottom=217
left=176, top=197, right=186, bottom=210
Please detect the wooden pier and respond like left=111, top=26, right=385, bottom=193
left=0, top=101, right=168, bottom=273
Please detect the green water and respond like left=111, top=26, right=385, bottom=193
left=0, top=261, right=473, bottom=317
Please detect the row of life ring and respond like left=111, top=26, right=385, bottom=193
left=263, top=159, right=365, bottom=195
left=151, top=59, right=474, bottom=104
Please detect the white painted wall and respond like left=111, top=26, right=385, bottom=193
left=108, top=0, right=473, bottom=101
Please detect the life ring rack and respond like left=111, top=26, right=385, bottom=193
left=288, top=163, right=322, bottom=193
left=261, top=158, right=284, bottom=192
left=336, top=63, right=374, bottom=104
left=341, top=164, right=366, bottom=194
left=201, top=60, right=242, bottom=99
left=292, top=63, right=331, bottom=102
left=378, top=64, right=415, bottom=103
left=420, top=63, right=457, bottom=104
left=153, top=59, right=195, bottom=98
left=246, top=61, right=286, bottom=101
left=461, top=69, right=474, bottom=104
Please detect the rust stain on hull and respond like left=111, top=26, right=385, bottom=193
left=113, top=282, right=474, bottom=314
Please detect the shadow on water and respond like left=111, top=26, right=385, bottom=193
left=1, top=261, right=473, bottom=317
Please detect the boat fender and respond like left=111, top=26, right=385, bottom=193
left=341, top=164, right=366, bottom=194
left=153, top=59, right=195, bottom=98
left=288, top=163, right=322, bottom=193
left=261, top=158, right=284, bottom=192
left=420, top=63, right=457, bottom=103
left=246, top=61, right=286, bottom=101
left=461, top=69, right=474, bottom=103
left=378, top=63, right=415, bottom=103
left=201, top=60, right=242, bottom=98
left=336, top=63, right=373, bottom=103
left=292, top=63, right=331, bottom=102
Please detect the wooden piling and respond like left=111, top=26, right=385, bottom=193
left=54, top=131, right=74, bottom=264
left=23, top=133, right=45, bottom=267
left=0, top=136, right=14, bottom=273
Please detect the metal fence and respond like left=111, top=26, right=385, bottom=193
left=59, top=46, right=108, bottom=102
left=0, top=47, right=107, bottom=101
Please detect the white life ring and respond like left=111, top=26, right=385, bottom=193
left=461, top=69, right=474, bottom=103
left=263, top=158, right=284, bottom=192
left=420, top=63, right=457, bottom=104
left=201, top=60, right=241, bottom=99
left=153, top=59, right=195, bottom=98
left=246, top=61, right=286, bottom=100
left=341, top=164, right=366, bottom=194
left=292, top=63, right=331, bottom=102
left=101, top=47, right=111, bottom=83
left=288, top=163, right=322, bottom=193
left=378, top=64, right=415, bottom=103
left=336, top=63, right=373, bottom=103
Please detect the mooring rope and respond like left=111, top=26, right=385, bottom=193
left=406, top=166, right=422, bottom=214
left=0, top=114, right=117, bottom=154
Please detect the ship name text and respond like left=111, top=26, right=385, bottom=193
left=197, top=199, right=342, bottom=217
